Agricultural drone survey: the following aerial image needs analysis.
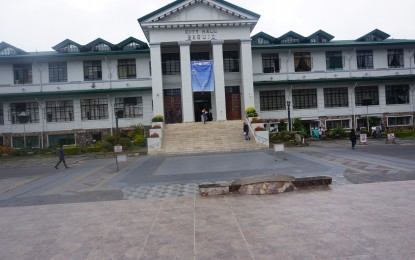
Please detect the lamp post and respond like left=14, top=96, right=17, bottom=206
left=114, top=106, right=123, bottom=141
left=286, top=100, right=291, bottom=131
left=362, top=97, right=372, bottom=132
left=17, top=111, right=30, bottom=148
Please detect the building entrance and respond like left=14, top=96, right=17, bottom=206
left=164, top=89, right=182, bottom=124
left=225, top=86, right=241, bottom=120
left=194, top=92, right=212, bottom=122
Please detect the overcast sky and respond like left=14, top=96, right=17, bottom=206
left=1, top=0, right=414, bottom=52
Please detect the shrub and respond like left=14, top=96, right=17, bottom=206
left=0, top=146, right=12, bottom=154
left=104, top=135, right=116, bottom=146
left=133, top=134, right=146, bottom=145
left=293, top=118, right=304, bottom=131
left=86, top=147, right=102, bottom=153
left=255, top=126, right=266, bottom=131
left=61, top=146, right=81, bottom=155
left=149, top=132, right=159, bottom=138
left=119, top=137, right=132, bottom=149
left=394, top=130, right=415, bottom=138
left=278, top=120, right=287, bottom=132
left=245, top=107, right=256, bottom=114
left=101, top=141, right=114, bottom=152
left=151, top=115, right=164, bottom=122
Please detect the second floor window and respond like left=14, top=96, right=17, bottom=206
left=324, top=87, right=348, bottom=107
left=386, top=85, right=409, bottom=104
left=387, top=49, right=404, bottom=68
left=262, top=53, right=280, bottom=73
left=259, top=90, right=285, bottom=111
left=49, top=62, right=68, bottom=83
left=114, top=97, right=143, bottom=118
left=356, top=50, right=373, bottom=69
left=223, top=51, right=239, bottom=72
left=81, top=98, right=108, bottom=120
left=118, top=59, right=136, bottom=79
left=292, top=89, right=317, bottom=109
left=46, top=100, right=74, bottom=122
left=326, top=51, right=344, bottom=71
left=355, top=86, right=379, bottom=106
left=162, top=53, right=180, bottom=75
left=13, top=64, right=32, bottom=84
left=83, top=60, right=102, bottom=81
left=294, top=52, right=312, bottom=72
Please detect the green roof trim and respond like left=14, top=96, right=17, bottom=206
left=0, top=87, right=152, bottom=99
left=278, top=31, right=306, bottom=43
left=85, top=38, right=117, bottom=51
left=254, top=75, right=415, bottom=86
left=52, top=39, right=83, bottom=52
left=138, top=0, right=260, bottom=22
left=307, top=30, right=334, bottom=42
left=117, top=37, right=149, bottom=50
left=0, top=41, right=28, bottom=55
left=251, top=32, right=276, bottom=43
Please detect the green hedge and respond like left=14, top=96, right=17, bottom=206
left=394, top=130, right=415, bottom=138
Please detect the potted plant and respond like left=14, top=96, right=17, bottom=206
left=245, top=107, right=258, bottom=121
left=147, top=132, right=161, bottom=151
left=251, top=118, right=265, bottom=130
left=151, top=115, right=164, bottom=128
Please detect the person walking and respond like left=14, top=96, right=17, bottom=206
left=349, top=129, right=357, bottom=149
left=55, top=145, right=69, bottom=169
left=243, top=122, right=250, bottom=140
left=201, top=108, right=207, bottom=124
left=318, top=127, right=323, bottom=140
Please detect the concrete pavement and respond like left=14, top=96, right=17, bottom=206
left=1, top=180, right=414, bottom=259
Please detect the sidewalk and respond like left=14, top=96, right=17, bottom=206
left=1, top=180, right=414, bottom=259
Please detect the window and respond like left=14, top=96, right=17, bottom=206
left=114, top=97, right=143, bottom=118
left=13, top=136, right=39, bottom=148
left=48, top=62, right=67, bottom=83
left=81, top=98, right=108, bottom=120
left=0, top=47, right=17, bottom=55
left=387, top=49, right=404, bottom=68
left=281, top=37, right=299, bottom=44
left=294, top=52, right=312, bottom=72
left=13, top=64, right=32, bottom=84
left=9, top=102, right=39, bottom=124
left=118, top=59, right=136, bottom=79
left=259, top=90, right=285, bottom=111
left=60, top=44, right=79, bottom=53
left=0, top=103, right=3, bottom=125
left=355, top=86, right=379, bottom=106
left=46, top=100, right=74, bottom=122
left=326, top=120, right=351, bottom=130
left=356, top=50, right=373, bottom=69
left=262, top=53, right=280, bottom=73
left=254, top=38, right=270, bottom=45
left=310, top=36, right=327, bottom=43
left=292, top=89, right=317, bottom=109
left=326, top=51, right=344, bottom=71
left=83, top=61, right=102, bottom=81
left=92, top=44, right=110, bottom=51
left=123, top=42, right=141, bottom=50
left=387, top=116, right=412, bottom=127
left=191, top=52, right=209, bottom=61
left=386, top=85, right=409, bottom=104
left=162, top=53, right=181, bottom=75
left=48, top=134, right=75, bottom=146
left=324, top=87, right=348, bottom=107
left=223, top=51, right=239, bottom=72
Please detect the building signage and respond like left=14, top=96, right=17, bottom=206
left=185, top=29, right=217, bottom=41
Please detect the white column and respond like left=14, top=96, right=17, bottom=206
left=240, top=39, right=255, bottom=110
left=212, top=40, right=226, bottom=121
left=179, top=41, right=194, bottom=123
left=149, top=43, right=164, bottom=118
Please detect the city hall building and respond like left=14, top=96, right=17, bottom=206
left=1, top=0, right=415, bottom=148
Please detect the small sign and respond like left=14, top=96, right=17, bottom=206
left=114, top=145, right=122, bottom=153
left=273, top=144, right=287, bottom=161
left=387, top=133, right=395, bottom=140
left=117, top=154, right=127, bottom=162
left=360, top=134, right=367, bottom=143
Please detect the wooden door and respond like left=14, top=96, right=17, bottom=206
left=164, top=96, right=182, bottom=124
left=226, top=93, right=241, bottom=120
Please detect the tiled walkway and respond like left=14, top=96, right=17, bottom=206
left=1, top=180, right=415, bottom=259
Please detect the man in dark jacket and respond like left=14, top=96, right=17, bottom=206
left=55, top=145, right=69, bottom=169
left=243, top=122, right=250, bottom=140
left=349, top=129, right=357, bottom=149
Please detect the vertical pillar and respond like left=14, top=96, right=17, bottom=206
left=212, top=40, right=226, bottom=121
left=240, top=39, right=255, bottom=110
left=179, top=41, right=194, bottom=122
left=149, top=43, right=164, bottom=118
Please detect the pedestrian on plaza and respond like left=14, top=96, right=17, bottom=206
left=201, top=108, right=207, bottom=124
left=318, top=127, right=323, bottom=140
left=349, top=129, right=357, bottom=149
left=243, top=122, right=250, bottom=140
left=55, top=145, right=69, bottom=169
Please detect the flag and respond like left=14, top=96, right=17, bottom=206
left=191, top=60, right=214, bottom=92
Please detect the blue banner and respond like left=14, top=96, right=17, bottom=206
left=191, top=60, right=214, bottom=92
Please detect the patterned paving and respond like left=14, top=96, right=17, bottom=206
left=122, top=183, right=200, bottom=199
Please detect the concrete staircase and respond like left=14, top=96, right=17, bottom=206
left=153, top=120, right=268, bottom=155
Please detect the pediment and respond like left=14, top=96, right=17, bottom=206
left=139, top=0, right=260, bottom=41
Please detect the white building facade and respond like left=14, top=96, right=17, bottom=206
left=0, top=0, right=415, bottom=148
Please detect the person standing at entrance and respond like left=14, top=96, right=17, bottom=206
left=202, top=108, right=207, bottom=124
left=243, top=122, right=250, bottom=140
left=349, top=129, right=357, bottom=149
left=55, top=145, right=69, bottom=169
